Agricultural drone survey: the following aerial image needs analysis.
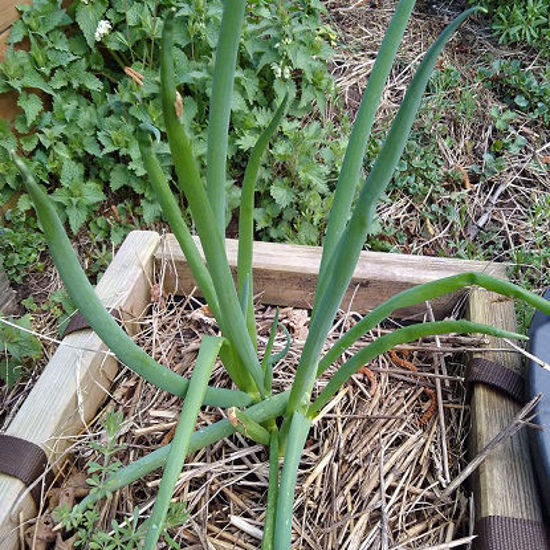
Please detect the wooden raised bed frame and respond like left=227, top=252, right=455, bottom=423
left=0, top=231, right=543, bottom=548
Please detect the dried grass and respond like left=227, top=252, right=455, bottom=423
left=327, top=0, right=550, bottom=295
left=38, top=247, right=494, bottom=550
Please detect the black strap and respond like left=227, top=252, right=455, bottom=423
left=62, top=309, right=124, bottom=338
left=466, top=357, right=525, bottom=405
left=0, top=434, right=54, bottom=506
left=476, top=515, right=549, bottom=550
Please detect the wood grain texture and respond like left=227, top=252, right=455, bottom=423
left=0, top=268, right=16, bottom=314
left=0, top=27, right=10, bottom=56
left=0, top=0, right=29, bottom=34
left=0, top=231, right=159, bottom=550
left=156, top=234, right=507, bottom=318
left=467, top=288, right=542, bottom=521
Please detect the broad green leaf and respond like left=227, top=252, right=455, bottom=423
left=60, top=158, right=84, bottom=187
left=270, top=181, right=293, bottom=208
left=18, top=92, right=43, bottom=126
left=75, top=1, right=108, bottom=49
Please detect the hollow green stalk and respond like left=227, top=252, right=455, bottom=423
left=310, top=319, right=526, bottom=415
left=144, top=336, right=223, bottom=550
left=206, top=0, right=246, bottom=235
left=138, top=129, right=220, bottom=319
left=273, top=412, right=311, bottom=550
left=161, top=13, right=265, bottom=396
left=12, top=153, right=250, bottom=408
left=75, top=391, right=290, bottom=512
left=240, top=273, right=251, bottom=317
left=137, top=130, right=259, bottom=392
left=268, top=322, right=291, bottom=367
left=238, top=96, right=288, bottom=345
left=317, top=272, right=550, bottom=378
left=261, top=431, right=280, bottom=550
left=262, top=308, right=280, bottom=394
left=283, top=8, right=481, bottom=427
left=228, top=407, right=271, bottom=445
left=316, top=0, right=416, bottom=302
left=160, top=12, right=204, bottom=206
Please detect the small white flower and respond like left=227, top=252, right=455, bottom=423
left=271, top=62, right=282, bottom=78
left=283, top=66, right=291, bottom=80
left=94, top=19, right=112, bottom=42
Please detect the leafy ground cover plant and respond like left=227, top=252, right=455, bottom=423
left=473, top=0, right=550, bottom=55
left=55, top=410, right=189, bottom=549
left=479, top=58, right=550, bottom=126
left=0, top=314, right=42, bottom=387
left=12, top=1, right=550, bottom=547
left=0, top=0, right=345, bottom=281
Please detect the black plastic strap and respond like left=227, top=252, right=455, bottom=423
left=476, top=515, right=549, bottom=550
left=0, top=434, right=53, bottom=506
left=466, top=357, right=525, bottom=405
left=62, top=309, right=124, bottom=338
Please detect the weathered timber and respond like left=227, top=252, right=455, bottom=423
left=156, top=234, right=507, bottom=318
left=467, top=288, right=544, bottom=539
left=0, top=27, right=18, bottom=121
left=0, top=0, right=29, bottom=34
left=0, top=27, right=9, bottom=56
left=0, top=10, right=24, bottom=121
left=0, top=231, right=159, bottom=550
left=0, top=266, right=16, bottom=314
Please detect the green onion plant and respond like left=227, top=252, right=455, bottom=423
left=13, top=1, right=550, bottom=547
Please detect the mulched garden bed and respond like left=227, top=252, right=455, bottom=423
left=21, top=252, right=493, bottom=549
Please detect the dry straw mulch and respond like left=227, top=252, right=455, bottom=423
left=327, top=0, right=550, bottom=290
left=33, top=250, right=493, bottom=550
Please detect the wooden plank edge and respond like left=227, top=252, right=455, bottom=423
left=0, top=230, right=159, bottom=550
left=0, top=269, right=16, bottom=314
left=0, top=27, right=23, bottom=121
left=0, top=0, right=31, bottom=36
left=467, top=289, right=544, bottom=537
left=0, top=27, right=10, bottom=58
left=155, top=234, right=508, bottom=318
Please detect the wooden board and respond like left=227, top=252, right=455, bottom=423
left=156, top=234, right=507, bottom=318
left=0, top=0, right=30, bottom=33
left=0, top=28, right=18, bottom=121
left=0, top=231, right=159, bottom=550
left=0, top=268, right=16, bottom=314
left=467, top=289, right=543, bottom=529
left=0, top=27, right=10, bottom=56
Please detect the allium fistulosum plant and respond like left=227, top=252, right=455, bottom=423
left=13, top=1, right=550, bottom=547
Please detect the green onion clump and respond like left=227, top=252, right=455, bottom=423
left=14, top=1, right=550, bottom=548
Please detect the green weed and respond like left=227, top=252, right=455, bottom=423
left=55, top=410, right=189, bottom=548
left=0, top=0, right=344, bottom=284
left=479, top=59, right=550, bottom=125
left=474, top=0, right=550, bottom=54
left=0, top=314, right=42, bottom=387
